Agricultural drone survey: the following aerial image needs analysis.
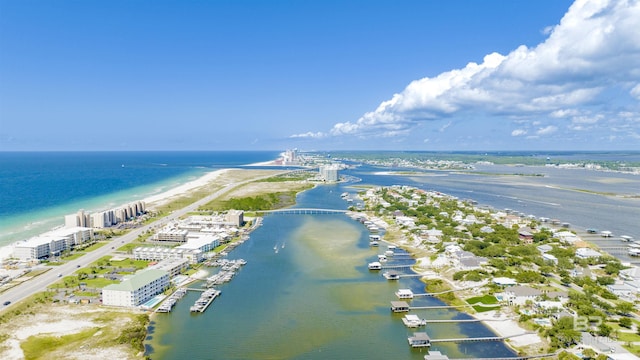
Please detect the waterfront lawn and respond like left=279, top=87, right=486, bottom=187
left=467, top=295, right=500, bottom=312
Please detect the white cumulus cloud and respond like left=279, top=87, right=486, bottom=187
left=324, top=0, right=640, bottom=142
left=537, top=125, right=558, bottom=136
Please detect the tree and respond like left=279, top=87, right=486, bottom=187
left=619, top=317, right=632, bottom=328
left=616, top=301, right=634, bottom=316
left=582, top=348, right=596, bottom=359
left=545, top=317, right=581, bottom=349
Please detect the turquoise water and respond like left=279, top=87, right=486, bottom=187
left=0, top=151, right=279, bottom=245
left=145, top=184, right=516, bottom=359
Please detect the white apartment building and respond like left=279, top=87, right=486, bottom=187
left=148, top=258, right=190, bottom=278
left=12, top=227, right=93, bottom=261
left=319, top=164, right=339, bottom=182
left=102, top=269, right=169, bottom=307
left=133, top=246, right=204, bottom=264
left=156, top=229, right=189, bottom=243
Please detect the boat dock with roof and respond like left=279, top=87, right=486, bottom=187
left=190, top=288, right=221, bottom=313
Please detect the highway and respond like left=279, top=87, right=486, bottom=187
left=0, top=171, right=287, bottom=310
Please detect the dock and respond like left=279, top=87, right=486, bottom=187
left=156, top=288, right=187, bottom=313
left=408, top=332, right=526, bottom=348
left=409, top=304, right=473, bottom=310
left=190, top=288, right=221, bottom=313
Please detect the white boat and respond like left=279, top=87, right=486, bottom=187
left=377, top=254, right=387, bottom=262
left=368, top=262, right=382, bottom=270
left=385, top=250, right=394, bottom=257
left=383, top=271, right=399, bottom=280
left=629, top=248, right=640, bottom=256
left=369, top=241, right=379, bottom=247
left=402, top=314, right=426, bottom=328
left=621, top=235, right=634, bottom=242
left=601, top=230, right=613, bottom=238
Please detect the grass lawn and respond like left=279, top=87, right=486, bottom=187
left=82, top=242, right=109, bottom=252
left=81, top=277, right=119, bottom=288
left=467, top=294, right=498, bottom=305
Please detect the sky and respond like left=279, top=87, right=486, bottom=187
left=1, top=0, right=639, bottom=151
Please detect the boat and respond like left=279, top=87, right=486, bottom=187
left=384, top=250, right=394, bottom=257
left=369, top=241, right=379, bottom=247
left=621, top=235, right=634, bottom=242
left=600, top=230, right=613, bottom=238
left=383, top=271, right=400, bottom=280
left=377, top=254, right=387, bottom=262
left=402, top=314, right=427, bottom=328
left=368, top=262, right=382, bottom=270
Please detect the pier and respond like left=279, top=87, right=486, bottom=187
left=190, top=288, right=221, bottom=313
left=423, top=318, right=482, bottom=323
left=156, top=288, right=187, bottom=313
left=409, top=304, right=473, bottom=310
left=408, top=332, right=530, bottom=348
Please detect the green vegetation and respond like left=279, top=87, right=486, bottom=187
left=115, top=313, right=150, bottom=353
left=21, top=327, right=101, bottom=360
left=202, top=188, right=312, bottom=211
left=257, top=171, right=315, bottom=182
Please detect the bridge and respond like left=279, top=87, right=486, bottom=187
left=257, top=208, right=350, bottom=215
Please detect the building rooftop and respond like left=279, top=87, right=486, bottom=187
left=103, top=269, right=168, bottom=292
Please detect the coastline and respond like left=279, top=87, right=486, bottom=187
left=0, top=160, right=286, bottom=262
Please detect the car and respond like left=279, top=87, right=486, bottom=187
left=58, top=273, right=62, bottom=277
left=3, top=301, right=10, bottom=306
left=76, top=264, right=81, bottom=268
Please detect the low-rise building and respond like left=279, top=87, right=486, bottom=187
left=102, top=269, right=169, bottom=307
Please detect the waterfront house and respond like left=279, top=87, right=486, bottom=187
left=607, top=283, right=634, bottom=298
left=575, top=248, right=602, bottom=259
left=504, top=285, right=542, bottom=305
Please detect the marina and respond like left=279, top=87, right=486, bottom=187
left=203, top=258, right=246, bottom=287
left=156, top=288, right=188, bottom=313
left=189, top=288, right=221, bottom=313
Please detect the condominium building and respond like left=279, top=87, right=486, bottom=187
left=319, top=164, right=339, bottom=182
left=101, top=269, right=169, bottom=307
left=12, top=227, right=93, bottom=261
left=225, top=210, right=244, bottom=227
left=148, top=258, right=190, bottom=278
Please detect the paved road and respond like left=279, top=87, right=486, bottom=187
left=0, top=170, right=288, bottom=310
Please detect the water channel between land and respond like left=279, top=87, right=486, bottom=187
left=145, top=164, right=639, bottom=359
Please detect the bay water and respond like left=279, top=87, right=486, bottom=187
left=146, top=182, right=516, bottom=359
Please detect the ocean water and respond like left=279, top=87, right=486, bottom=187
left=0, top=151, right=279, bottom=246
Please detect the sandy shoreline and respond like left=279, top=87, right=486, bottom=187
left=0, top=166, right=265, bottom=261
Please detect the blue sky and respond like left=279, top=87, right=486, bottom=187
left=1, top=0, right=638, bottom=151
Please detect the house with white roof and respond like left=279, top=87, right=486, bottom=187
left=575, top=248, right=602, bottom=259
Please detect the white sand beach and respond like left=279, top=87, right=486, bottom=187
left=142, top=168, right=230, bottom=208
left=474, top=310, right=542, bottom=347
left=0, top=168, right=234, bottom=262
